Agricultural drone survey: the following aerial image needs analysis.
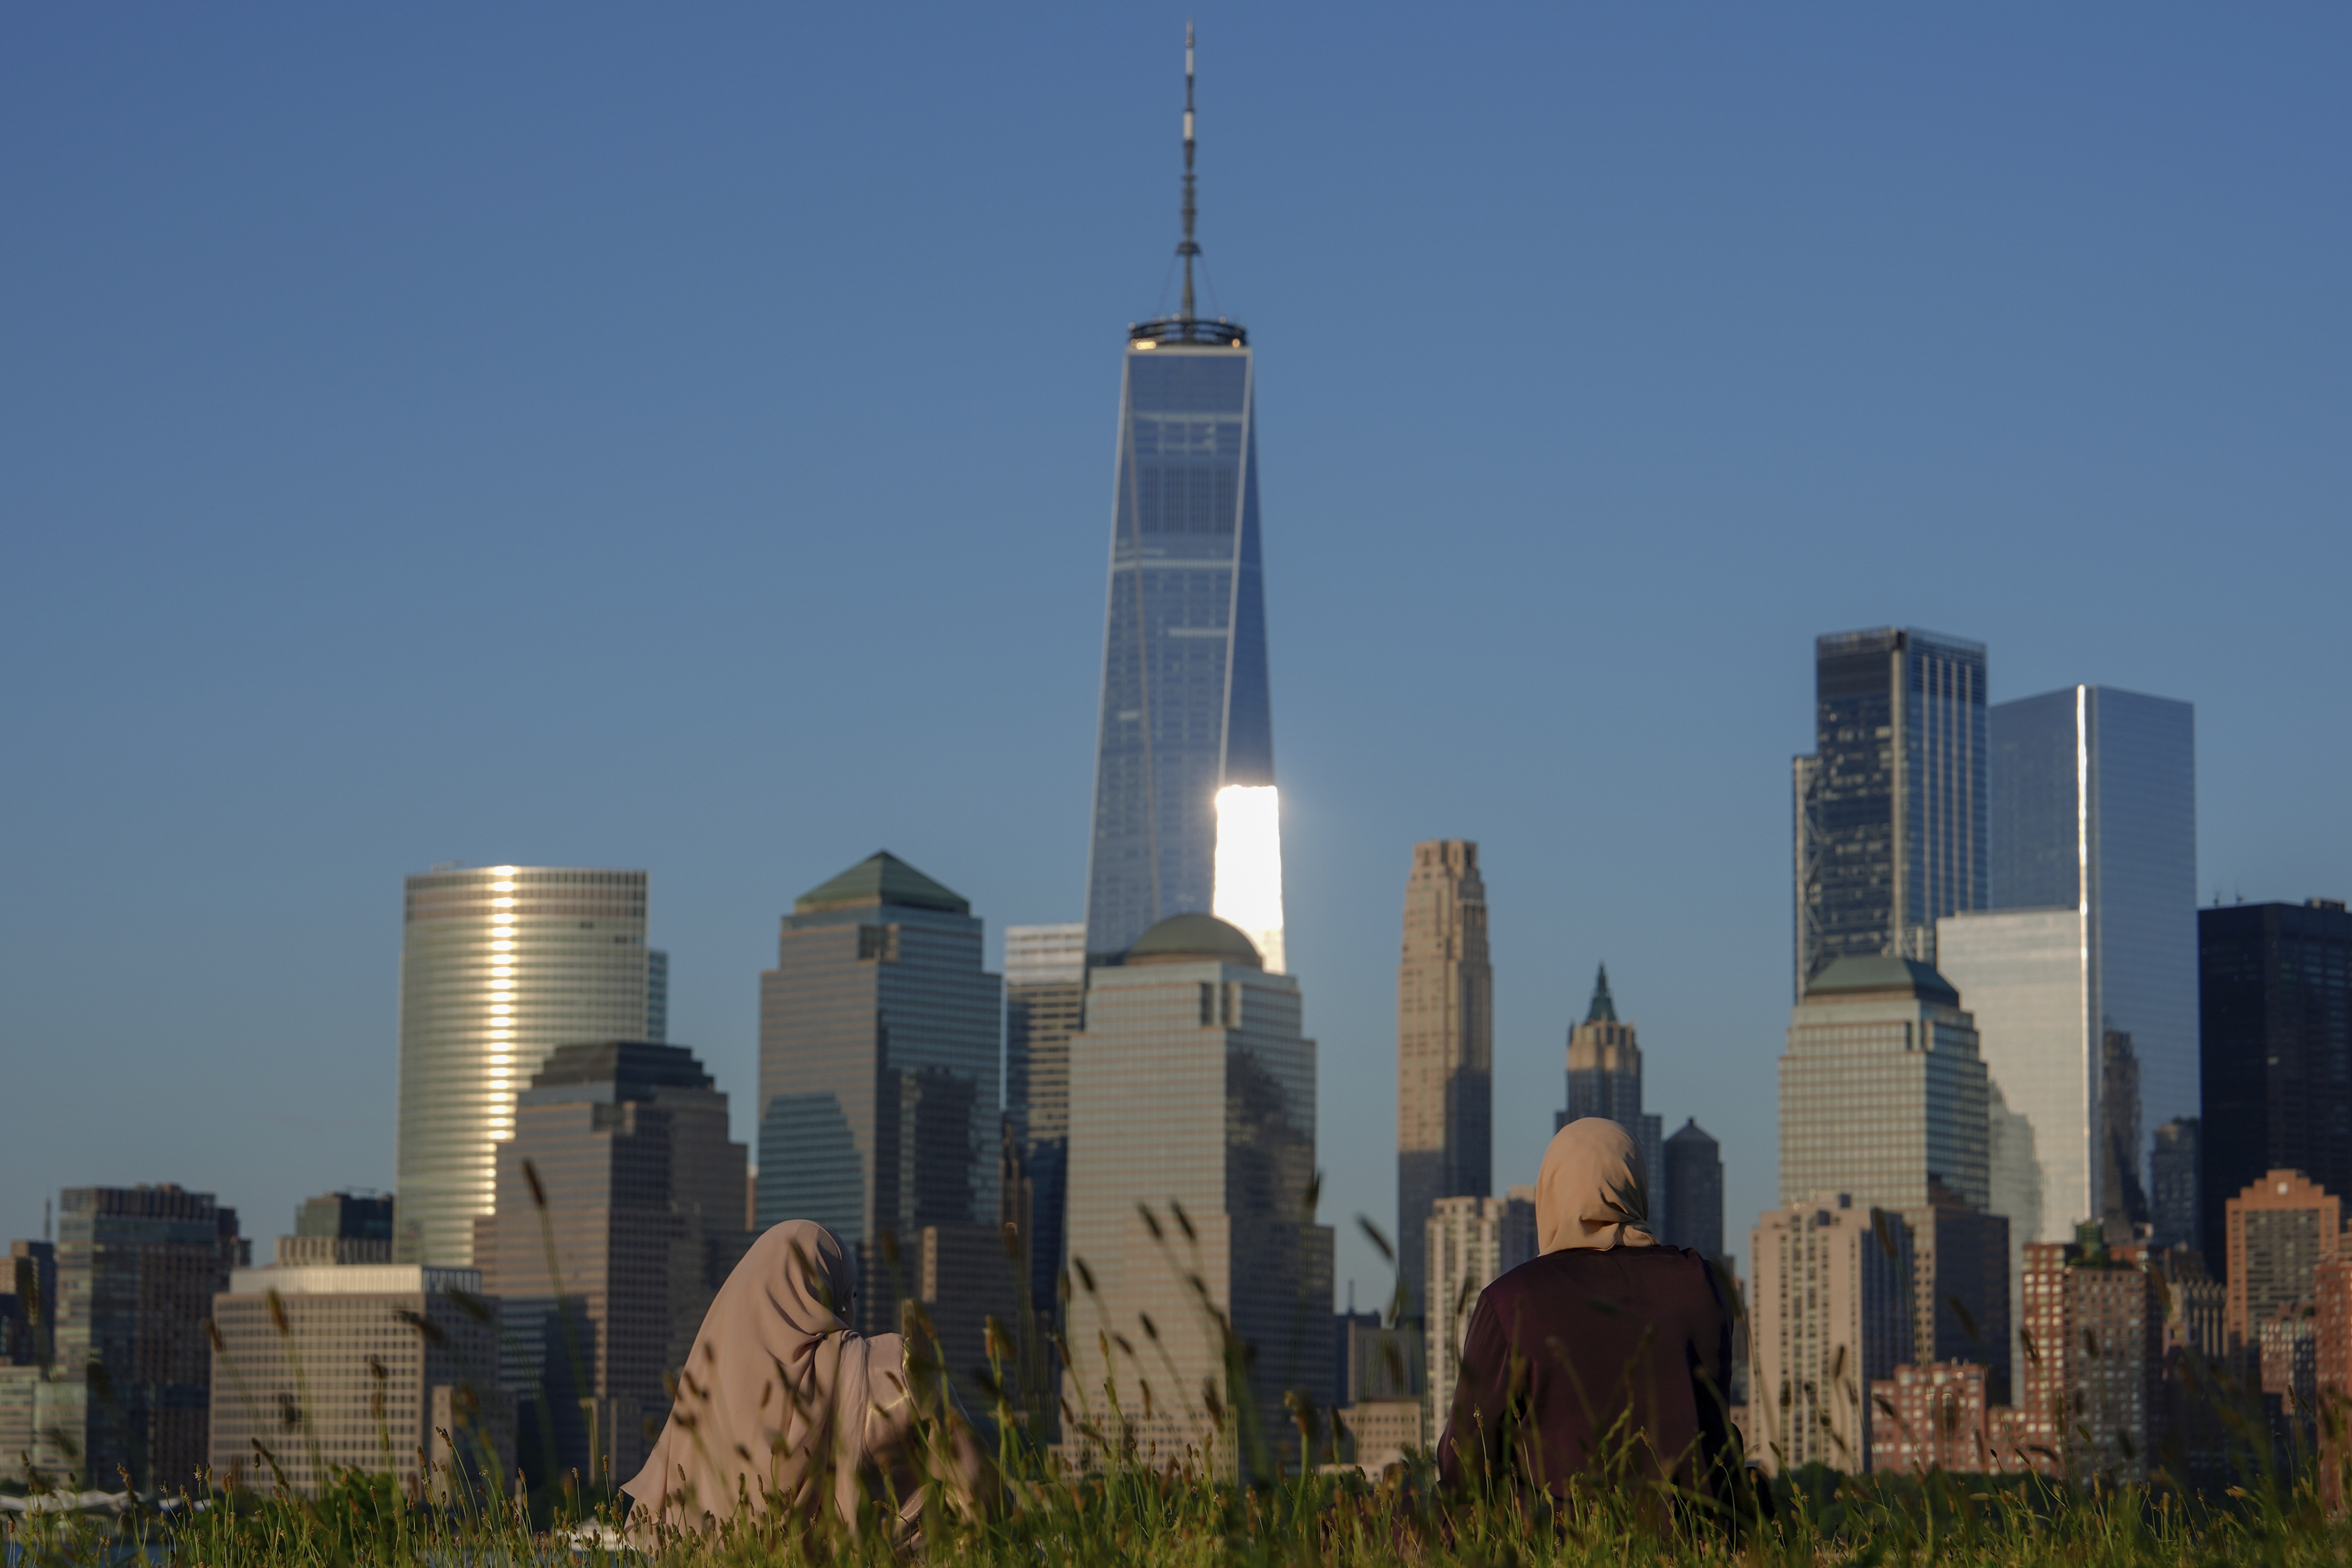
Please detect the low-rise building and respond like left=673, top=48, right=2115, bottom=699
left=1867, top=1361, right=1991, bottom=1473
left=207, top=1263, right=506, bottom=1497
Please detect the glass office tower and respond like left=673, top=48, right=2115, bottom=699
left=1938, top=687, right=2195, bottom=1238
left=396, top=867, right=662, bottom=1266
left=755, top=853, right=1001, bottom=1337
left=2198, top=899, right=2352, bottom=1270
left=1083, top=319, right=1276, bottom=961
left=1794, top=628, right=1988, bottom=993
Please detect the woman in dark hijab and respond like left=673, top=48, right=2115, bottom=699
left=1435, top=1117, right=1736, bottom=1500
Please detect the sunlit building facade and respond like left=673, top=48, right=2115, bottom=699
left=207, top=1262, right=504, bottom=1498
left=1779, top=956, right=1990, bottom=1215
left=1422, top=1191, right=1534, bottom=1443
left=1793, top=627, right=1988, bottom=992
left=1561, top=967, right=1662, bottom=1198
left=1970, top=685, right=2197, bottom=1228
left=1750, top=1194, right=1914, bottom=1472
left=1061, top=915, right=1331, bottom=1471
left=395, top=866, right=664, bottom=1266
left=1396, top=841, right=1493, bottom=1323
left=1083, top=318, right=1279, bottom=964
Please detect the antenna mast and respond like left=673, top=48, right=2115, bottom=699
left=1179, top=23, right=1198, bottom=321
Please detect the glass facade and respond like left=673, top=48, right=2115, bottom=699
left=396, top=867, right=659, bottom=1266
left=1936, top=908, right=2088, bottom=1245
left=1989, top=685, right=2198, bottom=1211
left=1395, top=842, right=1491, bottom=1323
left=1794, top=628, right=1988, bottom=993
left=1084, top=335, right=1276, bottom=960
left=1004, top=923, right=1086, bottom=1315
left=755, top=854, right=1001, bottom=1338
left=2199, top=900, right=2352, bottom=1268
left=54, top=1185, right=245, bottom=1490
left=1060, top=924, right=1331, bottom=1471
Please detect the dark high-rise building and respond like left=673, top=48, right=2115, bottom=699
left=1900, top=1183, right=2012, bottom=1404
left=272, top=1192, right=396, bottom=1266
left=1561, top=967, right=1662, bottom=1186
left=1082, top=30, right=1278, bottom=965
left=3, top=1241, right=55, bottom=1367
left=2200, top=899, right=2352, bottom=1271
left=1794, top=628, right=1988, bottom=993
left=2151, top=1117, right=2200, bottom=1250
left=476, top=1040, right=749, bottom=1485
left=53, top=1185, right=245, bottom=1490
left=1661, top=1119, right=1724, bottom=1260
left=756, top=853, right=1002, bottom=1339
left=1396, top=841, right=1491, bottom=1323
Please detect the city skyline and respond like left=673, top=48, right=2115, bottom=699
left=5, top=9, right=2349, bottom=1316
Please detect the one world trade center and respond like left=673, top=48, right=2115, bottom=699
left=1083, top=29, right=1281, bottom=969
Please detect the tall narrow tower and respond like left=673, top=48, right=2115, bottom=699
left=1084, top=27, right=1278, bottom=966
left=1793, top=628, right=1987, bottom=993
left=1396, top=840, right=1492, bottom=1323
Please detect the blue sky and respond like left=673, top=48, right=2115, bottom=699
left=3, top=6, right=2346, bottom=1309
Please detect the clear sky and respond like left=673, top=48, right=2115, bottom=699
left=4, top=6, right=2346, bottom=1310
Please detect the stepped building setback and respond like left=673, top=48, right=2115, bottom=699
left=756, top=853, right=1003, bottom=1349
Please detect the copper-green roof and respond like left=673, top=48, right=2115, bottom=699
left=1586, top=964, right=1618, bottom=1023
left=1804, top=955, right=1960, bottom=1007
left=795, top=852, right=969, bottom=915
left=1124, top=912, right=1262, bottom=968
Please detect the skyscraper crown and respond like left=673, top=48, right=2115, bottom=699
left=1586, top=965, right=1618, bottom=1024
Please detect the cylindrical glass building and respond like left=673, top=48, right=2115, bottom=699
left=395, top=866, right=659, bottom=1265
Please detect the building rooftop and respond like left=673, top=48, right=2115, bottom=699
left=796, top=852, right=970, bottom=915
left=1123, top=912, right=1262, bottom=969
left=527, top=1041, right=713, bottom=1098
left=1803, top=955, right=1961, bottom=1008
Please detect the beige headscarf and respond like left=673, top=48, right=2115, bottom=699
left=622, top=1220, right=974, bottom=1536
left=1536, top=1118, right=1659, bottom=1253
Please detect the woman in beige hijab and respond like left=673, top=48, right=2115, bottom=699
left=622, top=1219, right=985, bottom=1539
left=1435, top=1118, right=1734, bottom=1498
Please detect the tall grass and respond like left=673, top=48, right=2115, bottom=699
left=12, top=1192, right=2352, bottom=1565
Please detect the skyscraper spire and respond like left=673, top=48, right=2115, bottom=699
left=1587, top=964, right=1618, bottom=1024
left=1179, top=22, right=1199, bottom=321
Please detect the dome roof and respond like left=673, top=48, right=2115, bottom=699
left=1123, top=913, right=1262, bottom=969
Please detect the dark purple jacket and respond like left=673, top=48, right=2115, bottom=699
left=1435, top=1245, right=1735, bottom=1497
